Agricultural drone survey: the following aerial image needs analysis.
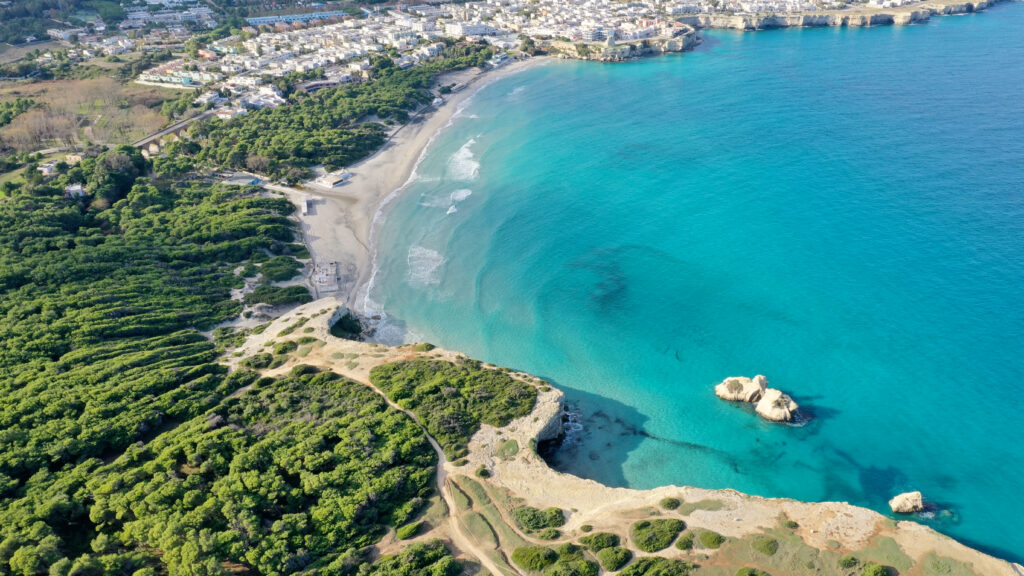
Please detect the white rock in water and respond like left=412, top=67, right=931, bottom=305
left=714, top=375, right=767, bottom=403
left=889, top=491, right=925, bottom=514
left=755, top=388, right=799, bottom=422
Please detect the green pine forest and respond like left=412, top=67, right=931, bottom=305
left=0, top=45, right=540, bottom=575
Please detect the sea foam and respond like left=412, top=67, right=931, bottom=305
left=448, top=139, right=480, bottom=181
left=407, top=245, right=445, bottom=286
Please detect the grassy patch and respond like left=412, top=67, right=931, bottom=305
left=619, top=557, right=696, bottom=576
left=597, top=547, right=632, bottom=572
left=497, top=439, right=520, bottom=460
left=751, top=536, right=779, bottom=556
left=450, top=482, right=472, bottom=512
left=463, top=512, right=498, bottom=548
left=855, top=537, right=912, bottom=573
left=921, top=554, right=981, bottom=576
left=678, top=499, right=725, bottom=515
left=630, top=518, right=686, bottom=552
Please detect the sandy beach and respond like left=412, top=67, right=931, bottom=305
left=270, top=57, right=549, bottom=310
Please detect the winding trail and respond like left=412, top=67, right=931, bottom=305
left=356, top=374, right=516, bottom=576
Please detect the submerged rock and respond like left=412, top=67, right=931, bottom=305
left=889, top=491, right=925, bottom=514
left=714, top=375, right=767, bottom=403
left=755, top=388, right=799, bottom=422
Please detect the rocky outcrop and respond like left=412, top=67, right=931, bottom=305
left=889, top=491, right=925, bottom=514
left=755, top=388, right=799, bottom=422
left=714, top=375, right=767, bottom=402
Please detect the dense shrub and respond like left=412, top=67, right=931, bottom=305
left=751, top=536, right=779, bottom=556
left=580, top=532, right=619, bottom=551
left=631, top=519, right=686, bottom=552
left=660, top=497, right=682, bottom=510
left=260, top=255, right=303, bottom=281
left=371, top=359, right=537, bottom=458
left=514, top=506, right=566, bottom=531
left=619, top=557, right=697, bottom=576
left=597, top=547, right=632, bottom=572
left=366, top=540, right=460, bottom=576
left=244, top=284, right=312, bottom=306
left=699, top=530, right=725, bottom=549
left=512, top=547, right=558, bottom=571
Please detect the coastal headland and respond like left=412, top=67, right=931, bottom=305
left=253, top=5, right=1024, bottom=568
left=229, top=298, right=1024, bottom=576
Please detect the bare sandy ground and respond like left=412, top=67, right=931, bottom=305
left=271, top=57, right=549, bottom=308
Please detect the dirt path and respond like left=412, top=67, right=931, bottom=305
left=355, top=375, right=516, bottom=576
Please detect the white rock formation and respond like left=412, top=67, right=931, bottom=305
left=755, top=388, right=799, bottom=422
left=889, top=491, right=925, bottom=514
left=714, top=375, right=767, bottom=402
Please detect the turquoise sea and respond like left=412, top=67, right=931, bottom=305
left=368, top=4, right=1024, bottom=559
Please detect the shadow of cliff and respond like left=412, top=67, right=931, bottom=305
left=536, top=379, right=648, bottom=488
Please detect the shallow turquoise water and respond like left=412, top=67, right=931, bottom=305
left=369, top=4, right=1024, bottom=559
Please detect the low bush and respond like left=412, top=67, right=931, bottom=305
left=736, top=569, right=772, bottom=576
left=597, top=547, right=632, bottom=572
left=838, top=555, right=858, bottom=569
left=579, top=532, right=619, bottom=551
left=475, top=465, right=491, bottom=478
left=414, top=342, right=436, bottom=351
left=660, top=497, right=681, bottom=510
left=514, top=506, right=565, bottom=531
left=512, top=547, right=558, bottom=571
left=698, top=530, right=724, bottom=549
left=396, top=522, right=421, bottom=540
left=274, top=341, right=298, bottom=355
left=784, top=520, right=799, bottom=529
left=619, top=557, right=697, bottom=576
left=630, top=519, right=686, bottom=552
left=861, top=564, right=888, bottom=576
left=538, top=528, right=560, bottom=540
left=675, top=531, right=694, bottom=551
left=579, top=525, right=593, bottom=533
left=751, top=536, right=779, bottom=556
left=242, top=352, right=273, bottom=369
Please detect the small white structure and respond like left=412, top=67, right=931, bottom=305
left=316, top=170, right=353, bottom=188
left=64, top=184, right=86, bottom=198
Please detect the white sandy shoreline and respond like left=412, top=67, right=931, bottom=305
left=276, top=56, right=550, bottom=315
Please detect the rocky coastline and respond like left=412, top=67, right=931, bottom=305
left=678, top=0, right=1008, bottom=30
left=544, top=0, right=1009, bottom=63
